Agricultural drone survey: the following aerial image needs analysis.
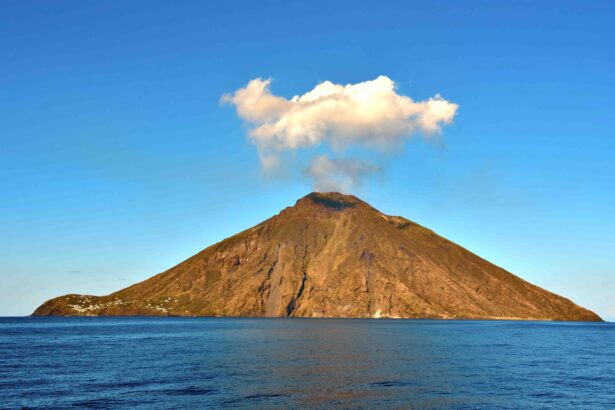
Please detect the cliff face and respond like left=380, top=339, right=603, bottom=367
left=33, top=192, right=602, bottom=321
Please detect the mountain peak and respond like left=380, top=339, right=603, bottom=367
left=294, top=192, right=375, bottom=213
left=302, top=191, right=361, bottom=208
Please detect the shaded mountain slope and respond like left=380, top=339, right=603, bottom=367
left=33, top=192, right=601, bottom=321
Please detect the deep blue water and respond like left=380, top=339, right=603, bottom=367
left=1, top=318, right=614, bottom=409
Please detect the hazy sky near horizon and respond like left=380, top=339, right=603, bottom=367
left=1, top=1, right=614, bottom=319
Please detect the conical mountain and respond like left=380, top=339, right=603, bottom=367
left=33, top=192, right=601, bottom=321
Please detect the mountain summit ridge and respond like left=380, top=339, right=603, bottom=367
left=33, top=192, right=602, bottom=321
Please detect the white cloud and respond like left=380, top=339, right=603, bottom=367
left=305, top=155, right=380, bottom=193
left=222, top=75, right=458, bottom=155
left=222, top=75, right=459, bottom=192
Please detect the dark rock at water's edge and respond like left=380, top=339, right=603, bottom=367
left=33, top=192, right=602, bottom=321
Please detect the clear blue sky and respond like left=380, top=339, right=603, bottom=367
left=1, top=1, right=614, bottom=318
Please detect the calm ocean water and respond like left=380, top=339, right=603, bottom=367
left=1, top=317, right=614, bottom=409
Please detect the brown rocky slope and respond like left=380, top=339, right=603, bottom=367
left=33, top=192, right=601, bottom=321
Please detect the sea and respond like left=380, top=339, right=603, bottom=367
left=1, top=317, right=613, bottom=409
